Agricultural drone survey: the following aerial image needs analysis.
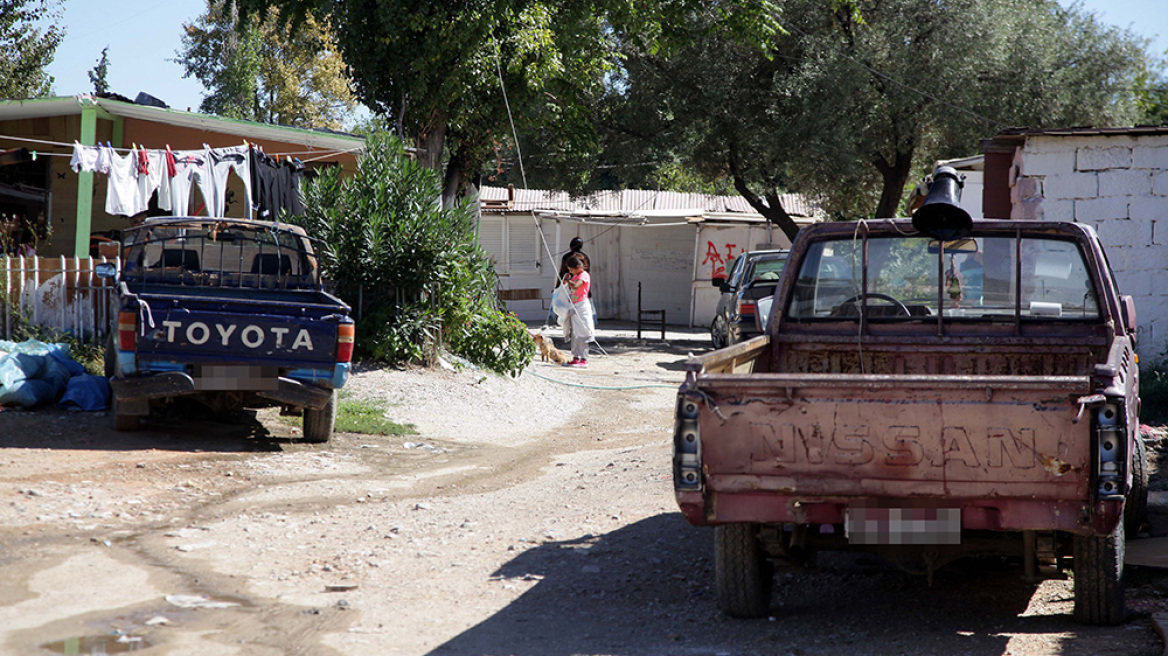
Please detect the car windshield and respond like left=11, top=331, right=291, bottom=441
left=785, top=235, right=1099, bottom=320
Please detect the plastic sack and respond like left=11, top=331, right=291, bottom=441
left=551, top=285, right=573, bottom=321
left=58, top=374, right=112, bottom=411
left=0, top=353, right=67, bottom=407
left=0, top=340, right=89, bottom=408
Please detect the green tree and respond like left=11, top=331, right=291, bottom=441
left=87, top=46, right=110, bottom=95
left=0, top=0, right=64, bottom=99
left=176, top=1, right=356, bottom=129
left=608, top=0, right=1155, bottom=234
left=291, top=130, right=534, bottom=375
left=238, top=0, right=781, bottom=206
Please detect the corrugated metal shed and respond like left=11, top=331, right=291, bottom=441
left=480, top=186, right=819, bottom=218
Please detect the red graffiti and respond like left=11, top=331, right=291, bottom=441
left=703, top=242, right=743, bottom=278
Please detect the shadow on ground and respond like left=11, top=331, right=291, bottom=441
left=0, top=399, right=284, bottom=453
left=424, top=513, right=1157, bottom=656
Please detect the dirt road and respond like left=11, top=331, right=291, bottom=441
left=0, top=328, right=1165, bottom=655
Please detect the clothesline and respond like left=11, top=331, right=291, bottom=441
left=0, top=132, right=361, bottom=160
left=71, top=141, right=311, bottom=220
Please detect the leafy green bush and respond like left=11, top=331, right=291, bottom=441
left=292, top=130, right=533, bottom=375
left=1140, top=362, right=1168, bottom=425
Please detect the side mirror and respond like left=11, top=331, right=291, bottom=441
left=1120, top=294, right=1137, bottom=336
left=711, top=277, right=725, bottom=288
left=94, top=262, right=118, bottom=280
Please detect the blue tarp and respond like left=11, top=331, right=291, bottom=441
left=0, top=339, right=108, bottom=410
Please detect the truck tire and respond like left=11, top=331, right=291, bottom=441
left=715, top=523, right=773, bottom=618
left=111, top=397, right=141, bottom=431
left=302, top=390, right=337, bottom=444
left=1125, top=433, right=1149, bottom=535
left=1073, top=520, right=1125, bottom=625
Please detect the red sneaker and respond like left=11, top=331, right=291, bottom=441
left=572, top=359, right=588, bottom=368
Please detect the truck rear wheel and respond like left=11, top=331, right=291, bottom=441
left=715, top=523, right=773, bottom=618
left=1073, top=520, right=1125, bottom=625
left=302, top=390, right=337, bottom=444
left=1125, top=433, right=1149, bottom=534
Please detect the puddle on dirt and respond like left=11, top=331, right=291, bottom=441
left=39, top=634, right=152, bottom=653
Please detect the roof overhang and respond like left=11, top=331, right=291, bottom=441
left=524, top=208, right=820, bottom=227
left=0, top=97, right=365, bottom=151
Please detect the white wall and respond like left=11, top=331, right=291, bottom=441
left=1017, top=134, right=1168, bottom=361
left=482, top=213, right=798, bottom=327
left=617, top=224, right=694, bottom=325
left=689, top=224, right=791, bottom=328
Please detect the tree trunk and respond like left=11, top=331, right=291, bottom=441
left=415, top=122, right=447, bottom=172
left=728, top=149, right=800, bottom=242
left=873, top=149, right=915, bottom=219
left=440, top=142, right=473, bottom=209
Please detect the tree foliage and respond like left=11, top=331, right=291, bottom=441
left=176, top=1, right=356, bottom=129
left=604, top=0, right=1155, bottom=232
left=239, top=0, right=781, bottom=206
left=291, top=131, right=534, bottom=376
left=87, top=46, right=110, bottom=95
left=0, top=0, right=63, bottom=99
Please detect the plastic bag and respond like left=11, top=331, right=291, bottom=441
left=551, top=285, right=573, bottom=321
left=0, top=340, right=92, bottom=408
left=58, top=374, right=112, bottom=411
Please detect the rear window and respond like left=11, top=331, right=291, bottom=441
left=785, top=235, right=1099, bottom=321
left=122, top=223, right=319, bottom=290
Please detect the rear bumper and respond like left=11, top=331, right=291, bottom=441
left=676, top=490, right=1122, bottom=536
left=111, top=372, right=333, bottom=410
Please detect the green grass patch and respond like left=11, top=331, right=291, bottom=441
left=279, top=391, right=416, bottom=436
left=336, top=395, right=416, bottom=436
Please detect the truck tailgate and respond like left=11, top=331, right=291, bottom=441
left=135, top=299, right=341, bottom=367
left=695, top=373, right=1091, bottom=500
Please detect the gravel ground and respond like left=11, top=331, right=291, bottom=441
left=0, top=324, right=1165, bottom=655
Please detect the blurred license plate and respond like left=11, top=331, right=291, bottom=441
left=195, top=365, right=278, bottom=391
left=845, top=507, right=961, bottom=545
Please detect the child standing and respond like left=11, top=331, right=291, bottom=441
left=562, top=255, right=594, bottom=367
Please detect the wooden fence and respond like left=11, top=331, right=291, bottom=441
left=1, top=256, right=118, bottom=345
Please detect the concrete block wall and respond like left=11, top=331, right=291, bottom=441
left=1016, top=135, right=1168, bottom=362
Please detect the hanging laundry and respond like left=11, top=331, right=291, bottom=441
left=249, top=146, right=306, bottom=219
left=138, top=149, right=168, bottom=214
left=205, top=144, right=251, bottom=218
left=105, top=147, right=147, bottom=216
left=96, top=143, right=112, bottom=175
left=69, top=142, right=100, bottom=173
left=166, top=149, right=215, bottom=217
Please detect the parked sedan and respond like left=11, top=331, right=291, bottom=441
left=710, top=249, right=788, bottom=348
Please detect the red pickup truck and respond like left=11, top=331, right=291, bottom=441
left=673, top=180, right=1146, bottom=625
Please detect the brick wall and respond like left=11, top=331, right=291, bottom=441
left=1016, top=135, right=1168, bottom=361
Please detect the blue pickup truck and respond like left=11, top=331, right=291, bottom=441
left=96, top=217, right=354, bottom=443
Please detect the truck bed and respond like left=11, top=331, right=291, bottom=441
left=677, top=334, right=1123, bottom=532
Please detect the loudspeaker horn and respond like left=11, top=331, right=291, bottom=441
left=911, top=166, right=972, bottom=240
